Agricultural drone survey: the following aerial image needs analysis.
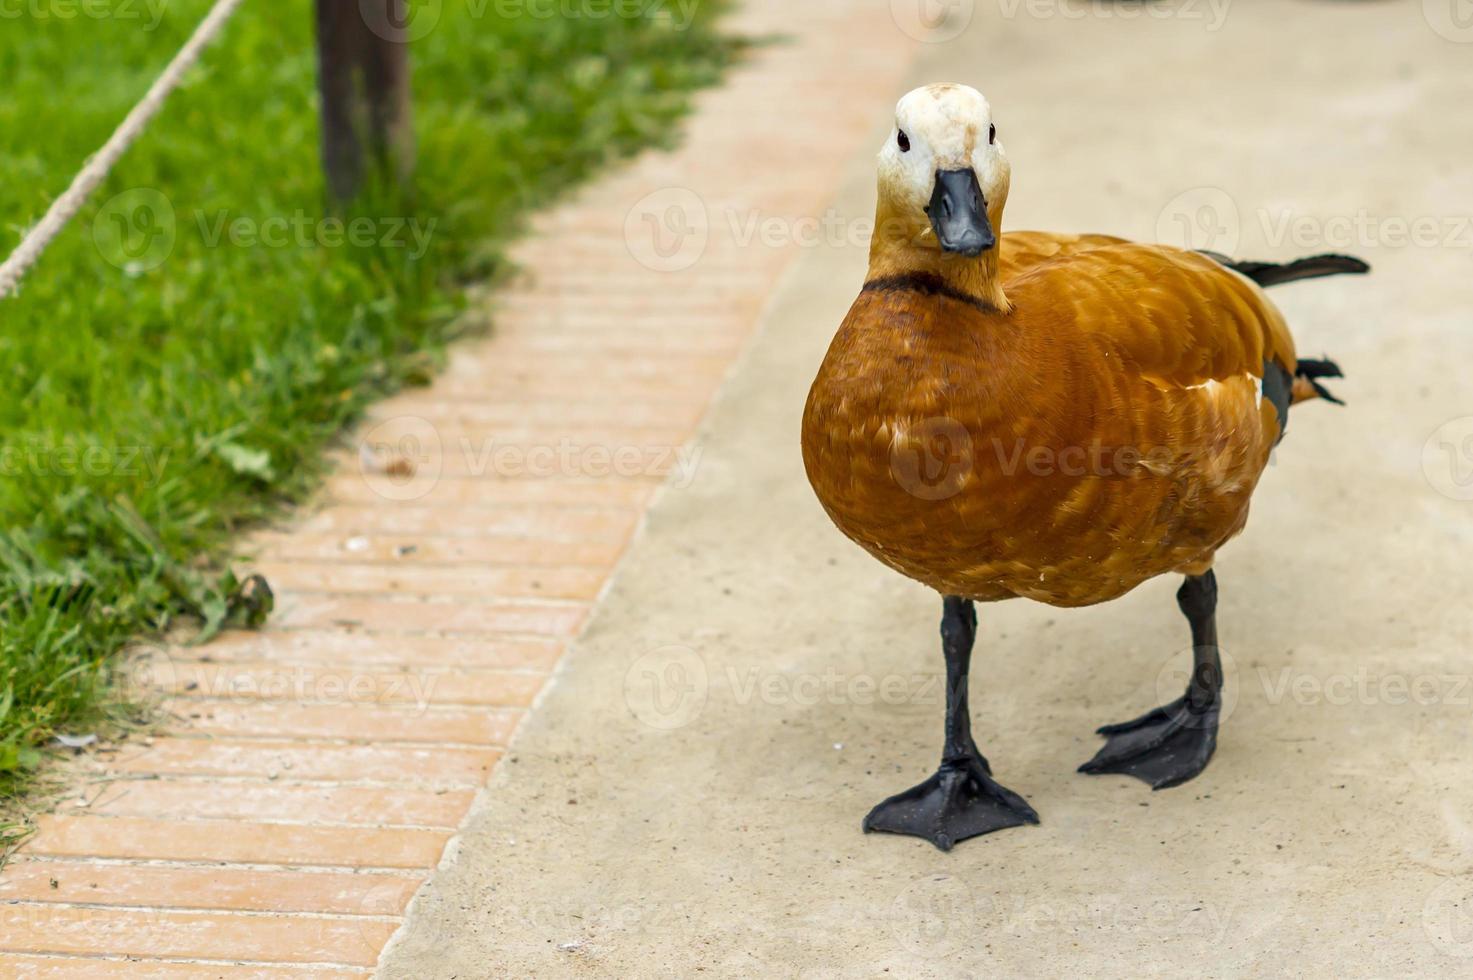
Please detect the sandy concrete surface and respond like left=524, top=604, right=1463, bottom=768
left=378, top=2, right=1473, bottom=976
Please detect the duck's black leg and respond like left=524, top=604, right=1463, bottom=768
left=1079, top=570, right=1222, bottom=789
left=863, top=595, right=1039, bottom=850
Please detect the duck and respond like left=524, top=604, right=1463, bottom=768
left=800, top=83, right=1367, bottom=851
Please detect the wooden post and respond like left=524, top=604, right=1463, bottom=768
left=315, top=0, right=415, bottom=202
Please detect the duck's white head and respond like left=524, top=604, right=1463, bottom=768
left=876, top=83, right=1009, bottom=260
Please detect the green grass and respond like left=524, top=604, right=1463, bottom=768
left=0, top=0, right=739, bottom=806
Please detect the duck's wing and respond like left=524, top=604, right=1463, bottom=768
left=1000, top=231, right=1130, bottom=282
left=1007, top=241, right=1300, bottom=440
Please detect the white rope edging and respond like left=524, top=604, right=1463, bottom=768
left=0, top=0, right=247, bottom=299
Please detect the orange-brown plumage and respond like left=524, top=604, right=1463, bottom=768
left=803, top=237, right=1300, bottom=607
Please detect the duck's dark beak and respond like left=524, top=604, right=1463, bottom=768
left=927, top=168, right=994, bottom=257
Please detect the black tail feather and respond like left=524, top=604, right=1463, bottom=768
left=1199, top=251, right=1370, bottom=288
left=1296, top=357, right=1345, bottom=405
left=1295, top=357, right=1343, bottom=380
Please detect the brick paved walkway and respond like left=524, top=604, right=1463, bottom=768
left=0, top=1, right=917, bottom=974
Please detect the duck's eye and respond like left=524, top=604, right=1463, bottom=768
left=989, top=124, right=996, bottom=145
left=897, top=130, right=911, bottom=153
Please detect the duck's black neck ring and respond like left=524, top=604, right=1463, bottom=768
left=861, top=272, right=994, bottom=313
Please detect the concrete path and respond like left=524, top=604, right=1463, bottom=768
left=0, top=1, right=914, bottom=974
left=376, top=2, right=1473, bottom=978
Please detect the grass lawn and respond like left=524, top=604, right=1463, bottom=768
left=0, top=0, right=738, bottom=812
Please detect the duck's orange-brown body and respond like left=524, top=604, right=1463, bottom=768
left=801, top=233, right=1302, bottom=607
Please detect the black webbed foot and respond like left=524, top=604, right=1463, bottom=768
left=867, top=595, right=1037, bottom=850
left=1081, top=570, right=1224, bottom=791
left=1078, top=693, right=1220, bottom=790
left=864, top=753, right=1038, bottom=850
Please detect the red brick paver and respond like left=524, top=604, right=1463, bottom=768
left=1, top=1, right=917, bottom=972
